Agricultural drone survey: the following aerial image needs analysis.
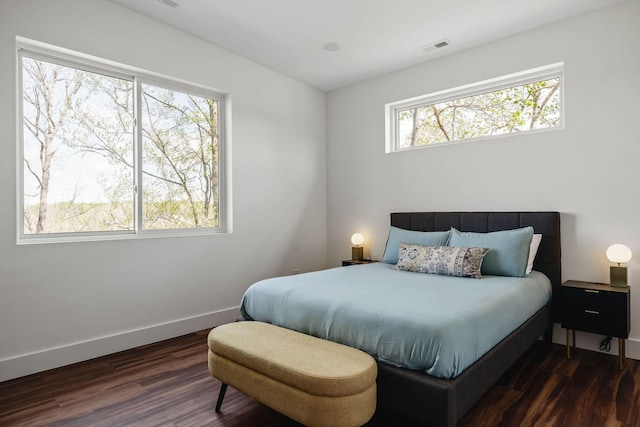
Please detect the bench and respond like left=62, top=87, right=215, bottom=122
left=207, top=321, right=377, bottom=427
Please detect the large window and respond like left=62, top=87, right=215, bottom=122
left=386, top=63, right=563, bottom=152
left=18, top=44, right=226, bottom=243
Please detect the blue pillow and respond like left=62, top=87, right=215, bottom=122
left=382, top=227, right=450, bottom=264
left=448, top=227, right=533, bottom=277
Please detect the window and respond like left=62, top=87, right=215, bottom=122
left=18, top=43, right=226, bottom=243
left=385, top=63, right=563, bottom=152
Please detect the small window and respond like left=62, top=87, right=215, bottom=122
left=386, top=63, right=563, bottom=152
left=18, top=42, right=226, bottom=243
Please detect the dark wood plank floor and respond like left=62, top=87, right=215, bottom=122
left=0, top=330, right=638, bottom=426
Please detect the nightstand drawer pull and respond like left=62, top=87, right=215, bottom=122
left=584, top=309, right=600, bottom=315
left=584, top=289, right=599, bottom=294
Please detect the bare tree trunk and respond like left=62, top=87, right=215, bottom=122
left=530, top=83, right=559, bottom=129
left=432, top=106, right=451, bottom=141
left=23, top=60, right=82, bottom=233
left=36, top=133, right=54, bottom=233
left=410, top=109, right=420, bottom=146
left=209, top=101, right=218, bottom=222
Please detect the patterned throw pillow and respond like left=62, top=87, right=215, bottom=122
left=392, top=244, right=490, bottom=279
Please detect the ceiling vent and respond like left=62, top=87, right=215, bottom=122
left=420, top=39, right=450, bottom=53
left=158, top=0, right=180, bottom=8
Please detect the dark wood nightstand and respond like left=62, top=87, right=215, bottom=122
left=561, top=280, right=630, bottom=369
left=341, top=259, right=377, bottom=266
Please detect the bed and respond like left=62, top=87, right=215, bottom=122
left=241, top=212, right=561, bottom=426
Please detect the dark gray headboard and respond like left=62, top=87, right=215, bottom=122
left=390, top=211, right=561, bottom=319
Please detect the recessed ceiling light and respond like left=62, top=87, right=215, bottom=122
left=323, top=42, right=341, bottom=52
left=158, top=0, right=180, bottom=8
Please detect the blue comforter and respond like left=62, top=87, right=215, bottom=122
left=240, top=263, right=552, bottom=379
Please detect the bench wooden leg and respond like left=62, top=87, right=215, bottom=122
left=215, top=383, right=228, bottom=412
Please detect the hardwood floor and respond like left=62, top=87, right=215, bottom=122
left=0, top=330, right=637, bottom=426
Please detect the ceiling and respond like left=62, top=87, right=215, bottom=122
left=111, top=0, right=625, bottom=91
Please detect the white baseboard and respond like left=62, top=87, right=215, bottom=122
left=0, top=306, right=239, bottom=383
left=3, top=317, right=634, bottom=384
left=552, top=323, right=640, bottom=360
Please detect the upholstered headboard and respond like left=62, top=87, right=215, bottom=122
left=390, top=211, right=562, bottom=319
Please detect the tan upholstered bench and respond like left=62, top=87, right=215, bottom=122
left=207, top=321, right=377, bottom=427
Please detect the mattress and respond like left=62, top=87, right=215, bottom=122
left=240, top=262, right=552, bottom=379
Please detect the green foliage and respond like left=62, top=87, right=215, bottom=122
left=21, top=56, right=221, bottom=235
left=23, top=199, right=218, bottom=233
left=398, top=78, right=560, bottom=148
left=140, top=84, right=219, bottom=230
left=24, top=201, right=133, bottom=234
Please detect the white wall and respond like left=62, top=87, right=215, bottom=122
left=0, top=0, right=327, bottom=381
left=2, top=0, right=638, bottom=384
left=327, top=1, right=640, bottom=357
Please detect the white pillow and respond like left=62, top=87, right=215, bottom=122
left=526, top=234, right=542, bottom=274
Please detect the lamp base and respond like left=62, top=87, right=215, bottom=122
left=610, top=266, right=628, bottom=287
left=352, top=247, right=363, bottom=261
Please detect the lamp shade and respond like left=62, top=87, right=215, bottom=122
left=606, top=244, right=632, bottom=264
left=351, top=233, right=364, bottom=246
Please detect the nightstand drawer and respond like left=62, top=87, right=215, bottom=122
left=562, top=285, right=629, bottom=338
left=561, top=280, right=630, bottom=370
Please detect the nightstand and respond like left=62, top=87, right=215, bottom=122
left=341, top=259, right=376, bottom=266
left=561, top=280, right=630, bottom=369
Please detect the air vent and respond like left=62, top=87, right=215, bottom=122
left=420, top=39, right=450, bottom=53
left=158, top=0, right=180, bottom=8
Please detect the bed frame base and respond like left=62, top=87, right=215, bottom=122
left=380, top=211, right=561, bottom=426
left=376, top=304, right=552, bottom=427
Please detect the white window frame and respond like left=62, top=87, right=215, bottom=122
left=385, top=62, right=564, bottom=153
left=16, top=38, right=228, bottom=244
